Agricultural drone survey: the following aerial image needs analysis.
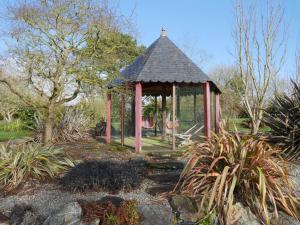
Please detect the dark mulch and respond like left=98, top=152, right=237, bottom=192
left=60, top=160, right=143, bottom=193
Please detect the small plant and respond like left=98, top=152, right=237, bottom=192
left=80, top=199, right=140, bottom=225
left=60, top=160, right=142, bottom=193
left=265, top=80, right=300, bottom=160
left=0, top=143, right=74, bottom=191
left=175, top=129, right=300, bottom=225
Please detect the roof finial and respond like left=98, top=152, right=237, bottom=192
left=161, top=27, right=167, bottom=37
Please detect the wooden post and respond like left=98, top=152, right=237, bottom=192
left=135, top=82, right=142, bottom=153
left=176, top=92, right=180, bottom=119
left=154, top=96, right=157, bottom=136
left=121, top=95, right=125, bottom=146
left=172, top=84, right=176, bottom=150
left=162, top=92, right=167, bottom=140
left=106, top=93, right=111, bottom=144
left=193, top=93, right=197, bottom=122
left=203, top=82, right=211, bottom=139
left=216, top=93, right=220, bottom=133
left=130, top=97, right=135, bottom=136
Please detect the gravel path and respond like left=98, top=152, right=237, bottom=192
left=0, top=179, right=168, bottom=218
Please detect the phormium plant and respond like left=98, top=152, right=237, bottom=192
left=0, top=143, right=74, bottom=191
left=264, top=80, right=300, bottom=160
left=174, top=129, right=300, bottom=225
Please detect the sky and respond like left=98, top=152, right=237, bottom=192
left=0, top=0, right=299, bottom=76
left=118, top=0, right=300, bottom=76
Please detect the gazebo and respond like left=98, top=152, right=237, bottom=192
left=106, top=29, right=221, bottom=153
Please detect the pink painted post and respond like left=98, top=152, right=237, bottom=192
left=106, top=94, right=111, bottom=144
left=215, top=93, right=220, bottom=133
left=203, top=82, right=211, bottom=139
left=135, top=82, right=142, bottom=153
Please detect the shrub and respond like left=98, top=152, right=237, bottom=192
left=17, top=107, right=37, bottom=129
left=60, top=160, right=142, bottom=193
left=0, top=143, right=74, bottom=191
left=34, top=108, right=91, bottom=143
left=264, top=81, right=300, bottom=160
left=175, top=129, right=300, bottom=225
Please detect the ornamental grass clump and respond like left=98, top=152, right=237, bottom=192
left=175, top=129, right=300, bottom=225
left=265, top=81, right=300, bottom=160
left=0, top=143, right=74, bottom=191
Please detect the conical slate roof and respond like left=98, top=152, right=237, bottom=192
left=121, top=34, right=213, bottom=84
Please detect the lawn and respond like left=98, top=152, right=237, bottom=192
left=0, top=130, right=33, bottom=142
left=227, top=117, right=271, bottom=133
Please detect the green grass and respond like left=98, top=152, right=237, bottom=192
left=0, top=130, right=33, bottom=142
left=227, top=117, right=271, bottom=133
left=0, top=119, right=33, bottom=142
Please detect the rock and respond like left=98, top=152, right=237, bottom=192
left=146, top=184, right=175, bottom=196
left=169, top=195, right=199, bottom=222
left=278, top=211, right=300, bottom=225
left=147, top=161, right=184, bottom=170
left=43, top=202, right=82, bottom=225
left=0, top=213, right=9, bottom=225
left=10, top=204, right=43, bottom=225
left=231, top=203, right=260, bottom=225
left=89, top=219, right=100, bottom=225
left=138, top=204, right=173, bottom=225
left=21, top=210, right=44, bottom=225
left=146, top=171, right=181, bottom=184
left=290, top=164, right=300, bottom=195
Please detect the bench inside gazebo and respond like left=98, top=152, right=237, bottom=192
left=106, top=29, right=221, bottom=153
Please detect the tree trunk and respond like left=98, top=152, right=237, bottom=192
left=251, top=119, right=261, bottom=135
left=43, top=103, right=55, bottom=144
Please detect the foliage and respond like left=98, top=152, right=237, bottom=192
left=81, top=30, right=145, bottom=87
left=34, top=108, right=92, bottom=143
left=75, top=96, right=106, bottom=127
left=0, top=84, right=22, bottom=122
left=80, top=200, right=140, bottom=225
left=0, top=0, right=140, bottom=144
left=175, top=129, right=300, bottom=225
left=60, top=160, right=142, bottom=193
left=265, top=81, right=300, bottom=160
left=0, top=143, right=74, bottom=191
left=17, top=107, right=37, bottom=129
left=209, top=65, right=243, bottom=120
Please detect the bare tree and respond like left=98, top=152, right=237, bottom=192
left=0, top=0, right=121, bottom=143
left=233, top=0, right=287, bottom=134
left=296, top=50, right=300, bottom=83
